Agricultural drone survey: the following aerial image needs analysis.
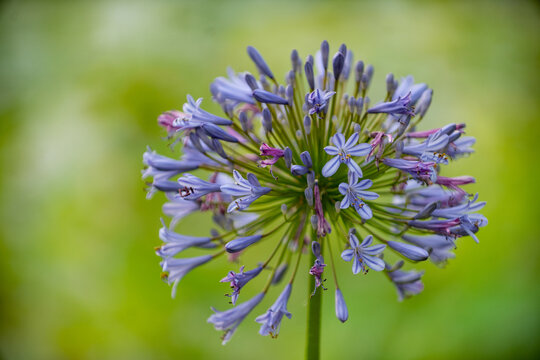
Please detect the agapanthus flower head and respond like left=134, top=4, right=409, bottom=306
left=142, top=40, right=487, bottom=344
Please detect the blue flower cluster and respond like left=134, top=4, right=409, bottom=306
left=142, top=41, right=487, bottom=344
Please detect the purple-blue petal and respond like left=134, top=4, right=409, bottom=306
left=322, top=156, right=341, bottom=177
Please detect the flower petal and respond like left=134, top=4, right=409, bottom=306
left=338, top=183, right=349, bottom=195
left=348, top=143, right=371, bottom=156
left=324, top=146, right=340, bottom=155
left=247, top=173, right=261, bottom=187
left=362, top=255, right=385, bottom=271
left=341, top=249, right=354, bottom=262
left=221, top=184, right=251, bottom=196
left=344, top=132, right=359, bottom=148
left=355, top=203, right=373, bottom=219
left=362, top=244, right=386, bottom=256
left=322, top=156, right=341, bottom=177
left=347, top=170, right=358, bottom=185
left=352, top=256, right=362, bottom=274
left=360, top=235, right=373, bottom=247
left=346, top=160, right=363, bottom=177
left=332, top=133, right=345, bottom=148
left=340, top=195, right=351, bottom=209
left=233, top=170, right=249, bottom=187
left=354, top=179, right=373, bottom=190
left=349, top=234, right=360, bottom=248
left=388, top=241, right=429, bottom=261
left=357, top=190, right=379, bottom=201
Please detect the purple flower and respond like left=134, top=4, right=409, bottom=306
left=385, top=261, right=424, bottom=301
left=146, top=179, right=183, bottom=199
left=220, top=170, right=271, bottom=212
left=314, top=184, right=331, bottom=237
left=408, top=217, right=461, bottom=234
left=157, top=110, right=184, bottom=134
left=174, top=95, right=233, bottom=130
left=181, top=140, right=223, bottom=167
left=409, top=214, right=487, bottom=243
left=259, top=143, right=285, bottom=167
left=322, top=132, right=371, bottom=177
left=406, top=185, right=467, bottom=208
left=309, top=241, right=327, bottom=295
left=341, top=233, right=385, bottom=274
left=448, top=214, right=488, bottom=243
left=446, top=136, right=475, bottom=159
left=392, top=75, right=428, bottom=104
left=335, top=289, right=348, bottom=323
left=306, top=89, right=336, bottom=115
left=367, top=92, right=415, bottom=116
left=435, top=175, right=475, bottom=193
left=415, top=89, right=433, bottom=117
left=210, top=68, right=256, bottom=105
left=176, top=173, right=222, bottom=200
left=142, top=41, right=488, bottom=343
left=419, top=152, right=450, bottom=165
left=407, top=123, right=465, bottom=139
left=402, top=131, right=451, bottom=160
left=309, top=258, right=326, bottom=295
left=156, top=219, right=216, bottom=258
left=430, top=193, right=486, bottom=219
left=161, top=255, right=213, bottom=297
left=256, top=284, right=292, bottom=337
left=339, top=171, right=379, bottom=220
left=208, top=293, right=265, bottom=345
left=367, top=131, right=393, bottom=167
left=221, top=265, right=263, bottom=305
left=142, top=147, right=199, bottom=179
left=162, top=197, right=200, bottom=228
left=382, top=158, right=437, bottom=184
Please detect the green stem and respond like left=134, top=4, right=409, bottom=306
left=305, top=251, right=322, bottom=360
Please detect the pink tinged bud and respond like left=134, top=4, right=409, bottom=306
left=158, top=110, right=185, bottom=133
left=436, top=176, right=475, bottom=186
left=406, top=128, right=441, bottom=138
left=313, top=185, right=331, bottom=237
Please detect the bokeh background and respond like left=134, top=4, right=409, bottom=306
left=1, top=0, right=539, bottom=359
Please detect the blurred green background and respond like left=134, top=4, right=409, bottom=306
left=1, top=0, right=539, bottom=359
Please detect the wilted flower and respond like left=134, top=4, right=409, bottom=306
left=142, top=41, right=487, bottom=344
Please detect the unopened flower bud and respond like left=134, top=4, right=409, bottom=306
left=245, top=73, right=258, bottom=91
left=247, top=46, right=274, bottom=79
left=321, top=40, right=329, bottom=70
left=262, top=108, right=273, bottom=132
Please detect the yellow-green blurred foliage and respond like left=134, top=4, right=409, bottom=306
left=1, top=1, right=539, bottom=359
